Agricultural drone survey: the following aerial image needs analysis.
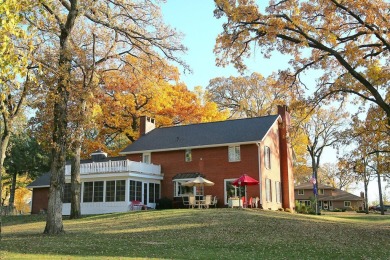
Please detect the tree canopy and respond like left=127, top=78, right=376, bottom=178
left=214, top=0, right=390, bottom=130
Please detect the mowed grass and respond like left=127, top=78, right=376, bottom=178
left=1, top=209, right=389, bottom=260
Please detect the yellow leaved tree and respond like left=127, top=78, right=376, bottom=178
left=0, top=0, right=36, bottom=238
left=214, top=0, right=390, bottom=133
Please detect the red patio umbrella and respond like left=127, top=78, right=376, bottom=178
left=232, top=174, right=259, bottom=208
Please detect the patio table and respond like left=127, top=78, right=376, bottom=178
left=196, top=199, right=205, bottom=209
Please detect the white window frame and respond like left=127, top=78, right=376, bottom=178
left=228, top=145, right=241, bottom=162
left=344, top=201, right=351, bottom=207
left=264, top=146, right=271, bottom=169
left=142, top=152, right=151, bottom=164
left=224, top=179, right=245, bottom=205
left=298, top=189, right=304, bottom=195
left=265, top=178, right=272, bottom=202
left=318, top=189, right=324, bottom=195
left=275, top=181, right=281, bottom=203
left=173, top=180, right=199, bottom=197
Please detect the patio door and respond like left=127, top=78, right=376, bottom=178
left=224, top=179, right=245, bottom=205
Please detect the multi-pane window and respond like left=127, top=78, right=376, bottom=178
left=106, top=181, right=116, bottom=202
left=228, top=145, right=240, bottom=162
left=83, top=181, right=103, bottom=202
left=129, top=180, right=143, bottom=201
left=63, top=183, right=72, bottom=203
left=298, top=189, right=304, bottom=195
left=93, top=181, right=104, bottom=202
left=174, top=181, right=193, bottom=197
left=275, top=181, right=281, bottom=203
left=299, top=200, right=311, bottom=207
left=83, top=182, right=94, bottom=202
left=149, top=183, right=161, bottom=203
left=185, top=149, right=192, bottom=162
left=106, top=180, right=126, bottom=202
left=344, top=201, right=351, bottom=207
left=318, top=189, right=324, bottom=195
left=264, top=146, right=271, bottom=169
left=265, top=178, right=272, bottom=202
left=116, top=180, right=126, bottom=201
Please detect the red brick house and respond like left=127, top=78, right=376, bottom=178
left=295, top=182, right=364, bottom=211
left=28, top=105, right=295, bottom=214
left=121, top=105, right=295, bottom=211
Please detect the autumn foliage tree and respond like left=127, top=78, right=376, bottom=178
left=0, top=0, right=36, bottom=237
left=214, top=0, right=390, bottom=132
left=30, top=0, right=187, bottom=234
left=91, top=56, right=228, bottom=153
left=206, top=72, right=308, bottom=182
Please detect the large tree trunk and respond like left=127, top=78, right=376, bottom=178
left=43, top=0, right=79, bottom=235
left=364, top=181, right=369, bottom=214
left=0, top=124, right=11, bottom=238
left=70, top=146, right=81, bottom=219
left=43, top=97, right=68, bottom=234
left=8, top=171, right=17, bottom=213
left=377, top=171, right=384, bottom=216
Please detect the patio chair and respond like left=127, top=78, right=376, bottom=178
left=252, top=197, right=259, bottom=208
left=204, top=195, right=212, bottom=209
left=210, top=196, right=218, bottom=208
left=241, top=196, right=246, bottom=208
left=182, top=196, right=189, bottom=208
left=188, top=195, right=196, bottom=209
left=248, top=197, right=253, bottom=208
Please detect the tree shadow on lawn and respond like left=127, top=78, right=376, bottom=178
left=2, top=209, right=389, bottom=259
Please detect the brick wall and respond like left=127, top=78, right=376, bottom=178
left=127, top=144, right=262, bottom=206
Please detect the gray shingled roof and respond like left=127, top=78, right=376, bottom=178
left=120, top=115, right=280, bottom=154
left=27, top=172, right=50, bottom=188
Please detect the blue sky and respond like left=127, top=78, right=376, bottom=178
left=161, top=1, right=290, bottom=90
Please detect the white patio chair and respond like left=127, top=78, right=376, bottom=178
left=211, top=196, right=218, bottom=208
left=188, top=195, right=196, bottom=209
left=204, top=195, right=212, bottom=209
left=252, top=197, right=259, bottom=208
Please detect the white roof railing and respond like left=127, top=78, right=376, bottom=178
left=65, top=159, right=161, bottom=176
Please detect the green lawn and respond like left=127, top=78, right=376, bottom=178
left=1, top=209, right=389, bottom=259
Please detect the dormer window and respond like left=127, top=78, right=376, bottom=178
left=143, top=153, right=151, bottom=164
left=185, top=149, right=192, bottom=162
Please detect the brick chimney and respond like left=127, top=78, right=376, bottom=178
left=277, top=105, right=295, bottom=211
left=139, top=116, right=156, bottom=137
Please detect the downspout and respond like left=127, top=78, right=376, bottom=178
left=257, top=142, right=262, bottom=206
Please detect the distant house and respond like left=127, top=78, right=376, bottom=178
left=294, top=182, right=364, bottom=211
left=28, top=105, right=295, bottom=214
